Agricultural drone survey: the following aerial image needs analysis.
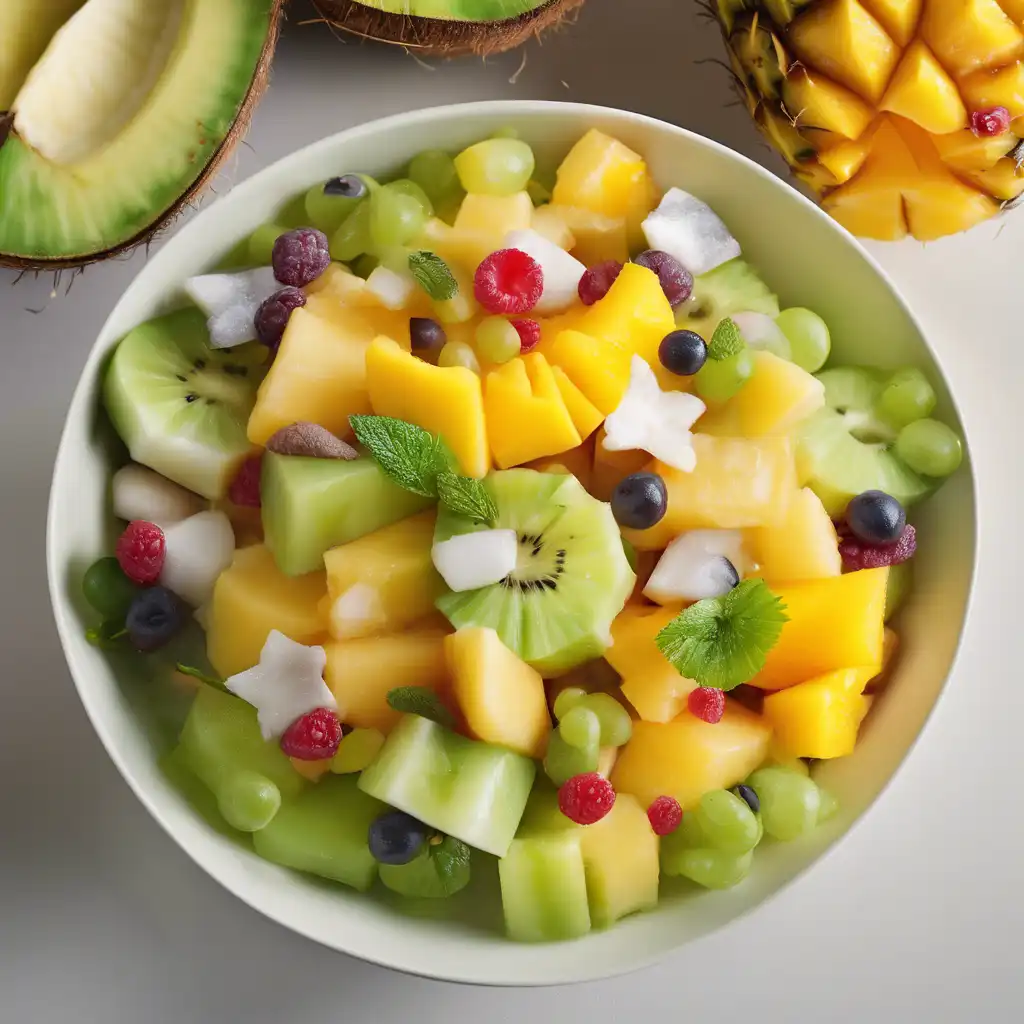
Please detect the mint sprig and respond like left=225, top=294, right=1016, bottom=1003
left=430, top=835, right=472, bottom=894
left=655, top=579, right=788, bottom=691
left=707, top=317, right=744, bottom=361
left=437, top=471, right=498, bottom=525
left=386, top=686, right=455, bottom=728
left=408, top=251, right=459, bottom=302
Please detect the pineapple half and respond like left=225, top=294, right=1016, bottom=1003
left=716, top=0, right=1024, bottom=240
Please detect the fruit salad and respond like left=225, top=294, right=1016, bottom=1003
left=80, top=127, right=964, bottom=942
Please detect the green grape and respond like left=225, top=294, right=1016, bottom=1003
left=559, top=706, right=601, bottom=750
left=817, top=787, right=839, bottom=823
left=775, top=307, right=831, bottom=373
left=332, top=728, right=386, bottom=774
left=351, top=253, right=379, bottom=279
left=896, top=418, right=963, bottom=477
left=553, top=686, right=588, bottom=722
left=676, top=848, right=753, bottom=889
left=693, top=789, right=761, bottom=855
left=747, top=767, right=821, bottom=841
left=491, top=126, right=521, bottom=140
left=583, top=692, right=632, bottom=748
left=247, top=223, right=288, bottom=266
left=376, top=245, right=412, bottom=274
left=438, top=341, right=481, bottom=374
left=454, top=138, right=536, bottom=196
left=436, top=197, right=464, bottom=226
left=275, top=191, right=310, bottom=229
left=331, top=201, right=372, bottom=262
left=407, top=149, right=461, bottom=205
left=368, top=184, right=429, bottom=248
left=217, top=770, right=281, bottom=832
left=676, top=811, right=709, bottom=849
left=82, top=556, right=138, bottom=621
left=695, top=348, right=754, bottom=403
left=475, top=316, right=521, bottom=363
left=878, top=367, right=936, bottom=428
left=387, top=178, right=435, bottom=217
left=304, top=184, right=363, bottom=236
left=544, top=728, right=599, bottom=786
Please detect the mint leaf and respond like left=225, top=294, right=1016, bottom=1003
left=85, top=620, right=127, bottom=649
left=350, top=415, right=446, bottom=497
left=175, top=663, right=226, bottom=690
left=655, top=578, right=788, bottom=691
left=437, top=471, right=498, bottom=525
left=707, top=317, right=744, bottom=361
left=430, top=835, right=472, bottom=895
left=386, top=686, right=455, bottom=728
left=408, top=251, right=459, bottom=302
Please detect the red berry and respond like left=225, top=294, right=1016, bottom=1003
left=474, top=248, right=544, bottom=315
left=647, top=795, right=683, bottom=836
left=634, top=250, right=693, bottom=308
left=280, top=707, right=343, bottom=760
left=688, top=687, right=725, bottom=724
left=272, top=228, right=331, bottom=288
left=838, top=522, right=917, bottom=570
left=228, top=453, right=263, bottom=508
left=558, top=772, right=616, bottom=825
left=116, top=520, right=165, bottom=585
left=255, top=286, right=306, bottom=350
left=511, top=318, right=541, bottom=354
left=578, top=260, right=623, bottom=306
left=970, top=106, right=1011, bottom=137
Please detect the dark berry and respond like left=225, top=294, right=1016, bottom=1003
left=558, top=772, right=616, bottom=825
left=634, top=250, right=694, bottom=308
left=647, top=795, right=683, bottom=836
left=323, top=174, right=368, bottom=199
left=255, top=287, right=306, bottom=349
left=839, top=523, right=917, bottom=570
left=611, top=472, right=668, bottom=530
left=272, top=228, right=331, bottom=287
left=82, top=556, right=139, bottom=621
left=125, top=586, right=186, bottom=652
left=845, top=490, right=906, bottom=545
left=970, top=107, right=1011, bottom=137
left=228, top=454, right=263, bottom=508
left=474, top=248, right=544, bottom=314
left=116, top=520, right=165, bottom=585
left=280, top=707, right=343, bottom=760
left=659, top=329, right=707, bottom=376
left=688, top=687, right=725, bottom=724
left=368, top=811, right=428, bottom=865
left=410, top=317, right=446, bottom=358
left=577, top=260, right=623, bottom=306
left=511, top=318, right=541, bottom=353
left=734, top=784, right=760, bottom=814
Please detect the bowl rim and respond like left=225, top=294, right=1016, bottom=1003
left=46, top=99, right=979, bottom=986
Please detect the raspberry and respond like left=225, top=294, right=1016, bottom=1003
left=647, top=795, right=683, bottom=836
left=272, top=228, right=331, bottom=288
left=970, top=106, right=1011, bottom=137
left=688, top=686, right=725, bottom=724
left=255, top=286, right=306, bottom=349
left=578, top=260, right=623, bottom=306
left=634, top=250, right=693, bottom=308
left=228, top=453, right=263, bottom=508
left=280, top=707, right=343, bottom=760
left=838, top=522, right=917, bottom=570
left=474, top=248, right=544, bottom=315
left=511, top=318, right=541, bottom=354
left=116, top=520, right=165, bottom=585
left=558, top=772, right=616, bottom=825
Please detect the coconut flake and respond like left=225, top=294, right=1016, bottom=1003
left=644, top=530, right=748, bottom=604
left=184, top=267, right=279, bottom=349
left=641, top=188, right=740, bottom=276
left=432, top=529, right=518, bottom=592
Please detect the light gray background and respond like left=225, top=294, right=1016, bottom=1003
left=2, top=2, right=1021, bottom=1021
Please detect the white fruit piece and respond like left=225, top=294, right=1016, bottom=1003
left=504, top=228, right=586, bottom=314
left=159, top=509, right=235, bottom=608
left=328, top=583, right=386, bottom=640
left=111, top=463, right=205, bottom=526
left=225, top=630, right=335, bottom=740
left=432, top=529, right=518, bottom=593
left=602, top=356, right=705, bottom=472
left=644, top=530, right=749, bottom=604
left=183, top=267, right=279, bottom=349
left=641, top=188, right=740, bottom=276
left=364, top=266, right=418, bottom=311
left=730, top=312, right=792, bottom=361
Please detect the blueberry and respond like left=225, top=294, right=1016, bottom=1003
left=125, top=586, right=187, bottom=652
left=368, top=810, right=427, bottom=866
left=410, top=317, right=447, bottom=358
left=633, top=250, right=693, bottom=308
left=845, top=490, right=906, bottom=546
left=324, top=174, right=369, bottom=199
left=611, top=472, right=668, bottom=530
left=659, top=329, right=708, bottom=376
left=734, top=784, right=760, bottom=814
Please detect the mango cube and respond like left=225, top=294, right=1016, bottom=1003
left=552, top=129, right=650, bottom=218
left=879, top=40, right=967, bottom=134
left=549, top=330, right=633, bottom=416
left=920, top=0, right=1024, bottom=77
left=747, top=487, right=842, bottom=583
left=783, top=69, right=875, bottom=138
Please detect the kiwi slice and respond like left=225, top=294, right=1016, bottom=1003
left=435, top=469, right=634, bottom=676
left=103, top=307, right=264, bottom=500
left=677, top=258, right=780, bottom=339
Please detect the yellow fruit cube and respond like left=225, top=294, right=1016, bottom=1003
left=933, top=129, right=1016, bottom=171
left=549, top=330, right=633, bottom=415
left=817, top=135, right=872, bottom=184
left=903, top=180, right=998, bottom=240
left=961, top=63, right=1024, bottom=118
left=611, top=703, right=772, bottom=810
left=823, top=183, right=908, bottom=240
left=545, top=204, right=629, bottom=265
left=324, top=631, right=451, bottom=733
left=751, top=568, right=888, bottom=690
left=622, top=436, right=798, bottom=550
left=550, top=365, right=605, bottom=441
left=921, top=0, right=1024, bottom=77
left=449, top=191, right=534, bottom=271
left=432, top=262, right=479, bottom=325
left=366, top=336, right=490, bottom=478
left=552, top=129, right=649, bottom=217
left=966, top=160, right=1024, bottom=200
left=536, top=308, right=587, bottom=358
left=484, top=354, right=581, bottom=469
left=206, top=544, right=328, bottom=679
left=322, top=511, right=442, bottom=640
left=879, top=40, right=967, bottom=134
left=446, top=627, right=550, bottom=759
left=747, top=487, right=842, bottom=583
left=531, top=205, right=576, bottom=250
left=763, top=666, right=876, bottom=759
left=783, top=69, right=875, bottom=139
left=589, top=426, right=649, bottom=501
left=860, top=0, right=923, bottom=45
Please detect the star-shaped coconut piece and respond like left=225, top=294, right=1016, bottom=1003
left=224, top=630, right=336, bottom=739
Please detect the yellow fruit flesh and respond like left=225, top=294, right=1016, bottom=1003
left=550, top=366, right=605, bottom=441
left=920, top=0, right=1024, bottom=77
left=549, top=330, right=632, bottom=415
left=966, top=159, right=1024, bottom=197
left=961, top=63, right=1024, bottom=116
left=784, top=69, right=876, bottom=138
left=531, top=205, right=577, bottom=249
left=932, top=129, right=1016, bottom=170
left=879, top=41, right=967, bottom=133
left=860, top=0, right=923, bottom=45
left=545, top=205, right=629, bottom=265
left=747, top=487, right=842, bottom=583
left=552, top=129, right=649, bottom=218
left=590, top=426, right=648, bottom=501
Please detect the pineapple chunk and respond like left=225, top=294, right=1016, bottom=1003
left=818, top=135, right=872, bottom=184
left=783, top=69, right=875, bottom=139
left=903, top=180, right=999, bottom=239
left=366, top=336, right=490, bottom=478
left=552, top=129, right=650, bottom=218
left=859, top=0, right=923, bottom=45
left=920, top=0, right=1024, bottom=77
left=206, top=544, right=328, bottom=679
left=966, top=159, right=1024, bottom=200
left=550, top=366, right=605, bottom=441
left=536, top=307, right=587, bottom=358
left=879, top=41, right=967, bottom=134
left=531, top=205, right=576, bottom=250
left=590, top=425, right=648, bottom=500
left=322, top=511, right=442, bottom=640
left=549, top=329, right=633, bottom=415
left=823, top=183, right=908, bottom=239
left=545, top=204, right=629, bottom=265
left=751, top=568, right=889, bottom=690
left=961, top=62, right=1024, bottom=117
left=451, top=191, right=534, bottom=266
left=933, top=129, right=1016, bottom=171
left=446, top=627, right=550, bottom=759
left=747, top=487, right=842, bottom=583
left=484, top=354, right=582, bottom=469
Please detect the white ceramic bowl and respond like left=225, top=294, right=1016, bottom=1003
left=47, top=101, right=976, bottom=986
